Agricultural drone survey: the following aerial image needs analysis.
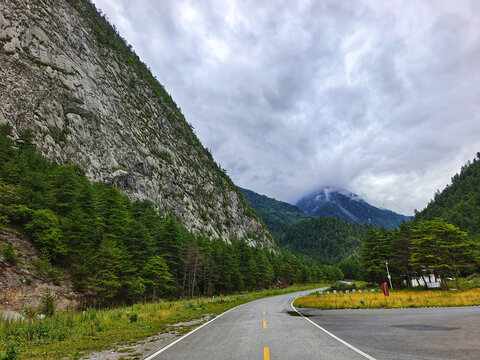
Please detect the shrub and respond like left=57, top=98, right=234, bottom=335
left=129, top=313, right=138, bottom=323
left=39, top=291, right=56, bottom=317
left=3, top=244, right=17, bottom=266
left=0, top=341, right=18, bottom=360
left=328, top=281, right=357, bottom=292
left=5, top=205, right=33, bottom=225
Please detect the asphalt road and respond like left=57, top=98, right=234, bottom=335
left=144, top=289, right=480, bottom=360
left=302, top=305, right=480, bottom=360
left=145, top=288, right=370, bottom=360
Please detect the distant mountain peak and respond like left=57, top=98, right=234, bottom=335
left=295, top=187, right=410, bottom=229
left=309, top=186, right=364, bottom=203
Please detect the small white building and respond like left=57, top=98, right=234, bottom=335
left=406, top=274, right=441, bottom=288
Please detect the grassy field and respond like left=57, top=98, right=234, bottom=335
left=294, top=288, right=480, bottom=310
left=0, top=284, right=322, bottom=360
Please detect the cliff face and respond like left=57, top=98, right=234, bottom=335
left=0, top=0, right=273, bottom=247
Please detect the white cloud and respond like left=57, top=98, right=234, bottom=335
left=93, top=0, right=480, bottom=215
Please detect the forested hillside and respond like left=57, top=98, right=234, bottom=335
left=358, top=155, right=480, bottom=288
left=295, top=187, right=411, bottom=229
left=279, top=217, right=368, bottom=265
left=0, top=0, right=272, bottom=246
left=416, top=154, right=480, bottom=239
left=239, top=188, right=310, bottom=240
left=0, top=126, right=339, bottom=303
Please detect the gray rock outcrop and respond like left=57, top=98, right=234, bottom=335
left=0, top=0, right=274, bottom=248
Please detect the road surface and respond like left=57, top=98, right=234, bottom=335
left=302, top=305, right=480, bottom=360
left=144, top=289, right=480, bottom=359
left=145, top=288, right=371, bottom=360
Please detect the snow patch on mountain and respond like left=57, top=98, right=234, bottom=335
left=295, top=186, right=411, bottom=229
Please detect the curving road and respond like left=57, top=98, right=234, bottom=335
left=144, top=288, right=371, bottom=360
left=301, top=305, right=480, bottom=360
left=144, top=289, right=480, bottom=360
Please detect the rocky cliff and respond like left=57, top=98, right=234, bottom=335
left=0, top=0, right=273, bottom=247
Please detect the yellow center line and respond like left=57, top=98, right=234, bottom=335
left=264, top=347, right=270, bottom=360
left=263, top=311, right=266, bottom=316
left=263, top=320, right=267, bottom=328
left=263, top=305, right=266, bottom=309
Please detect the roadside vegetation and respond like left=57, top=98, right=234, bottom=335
left=0, top=125, right=337, bottom=305
left=294, top=288, right=480, bottom=310
left=0, top=284, right=322, bottom=360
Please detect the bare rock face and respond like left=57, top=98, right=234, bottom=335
left=0, top=0, right=274, bottom=248
left=0, top=229, right=81, bottom=311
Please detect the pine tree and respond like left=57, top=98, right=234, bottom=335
left=158, top=214, right=185, bottom=282
left=360, top=227, right=393, bottom=284
left=142, top=255, right=173, bottom=299
left=25, top=209, right=66, bottom=263
left=91, top=236, right=124, bottom=301
left=411, top=218, right=478, bottom=289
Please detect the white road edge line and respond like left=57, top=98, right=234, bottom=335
left=143, top=303, right=245, bottom=360
left=290, top=298, right=377, bottom=360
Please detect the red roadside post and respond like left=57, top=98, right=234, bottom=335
left=381, top=282, right=389, bottom=296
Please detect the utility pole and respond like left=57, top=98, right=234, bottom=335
left=385, top=262, right=393, bottom=290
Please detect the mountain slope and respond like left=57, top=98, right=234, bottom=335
left=280, top=217, right=367, bottom=264
left=0, top=0, right=272, bottom=247
left=416, top=154, right=480, bottom=238
left=295, top=187, right=411, bottom=229
left=239, top=187, right=310, bottom=240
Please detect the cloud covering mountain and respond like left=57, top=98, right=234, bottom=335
left=93, top=0, right=480, bottom=215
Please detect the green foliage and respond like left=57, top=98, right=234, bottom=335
left=0, top=341, right=18, bottom=360
left=0, top=128, right=323, bottom=303
left=410, top=218, right=478, bottom=289
left=39, top=291, right=56, bottom=317
left=240, top=188, right=367, bottom=271
left=359, top=227, right=394, bottom=284
left=91, top=236, right=124, bottom=300
left=4, top=205, right=33, bottom=225
left=3, top=244, right=17, bottom=266
left=358, top=218, right=480, bottom=289
left=338, top=256, right=360, bottom=279
left=25, top=209, right=66, bottom=263
left=151, top=149, right=173, bottom=165
left=0, top=284, right=320, bottom=359
left=142, top=255, right=173, bottom=298
left=281, top=217, right=367, bottom=264
left=128, top=313, right=138, bottom=323
left=416, top=154, right=480, bottom=239
left=328, top=281, right=360, bottom=292
left=239, top=187, right=310, bottom=240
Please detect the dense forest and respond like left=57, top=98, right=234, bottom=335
left=0, top=125, right=341, bottom=304
left=359, top=156, right=480, bottom=288
left=239, top=187, right=310, bottom=241
left=280, top=217, right=368, bottom=265
left=416, top=153, right=480, bottom=239
left=359, top=219, right=479, bottom=289
left=240, top=188, right=367, bottom=277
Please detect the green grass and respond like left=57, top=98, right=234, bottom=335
left=0, top=284, right=323, bottom=359
left=294, top=288, right=480, bottom=310
left=446, top=273, right=480, bottom=289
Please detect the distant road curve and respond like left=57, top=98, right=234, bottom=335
left=144, top=288, right=372, bottom=360
left=144, top=289, right=480, bottom=360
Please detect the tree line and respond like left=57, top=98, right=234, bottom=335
left=359, top=219, right=479, bottom=289
left=415, top=153, right=480, bottom=240
left=281, top=217, right=368, bottom=265
left=0, top=125, right=341, bottom=304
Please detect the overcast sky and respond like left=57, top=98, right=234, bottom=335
left=92, top=0, right=480, bottom=215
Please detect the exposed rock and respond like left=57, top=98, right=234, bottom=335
left=0, top=229, right=82, bottom=311
left=0, top=0, right=274, bottom=248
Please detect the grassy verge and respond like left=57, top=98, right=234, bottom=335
left=294, top=288, right=480, bottom=310
left=0, top=284, right=322, bottom=359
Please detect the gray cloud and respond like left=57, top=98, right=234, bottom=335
left=93, top=0, right=480, bottom=215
